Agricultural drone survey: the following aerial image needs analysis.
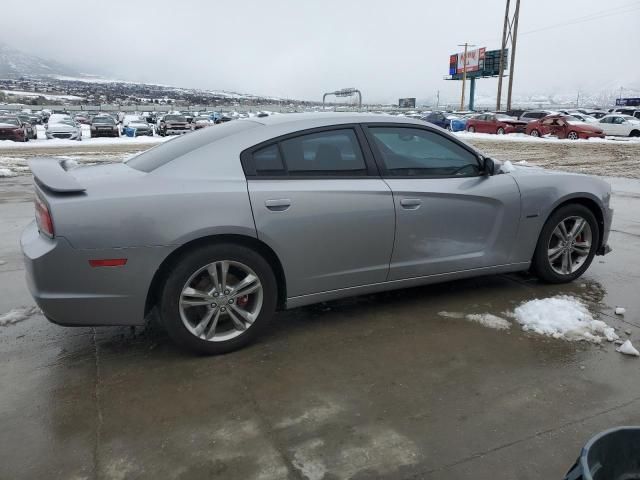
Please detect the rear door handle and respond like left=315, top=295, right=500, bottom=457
left=400, top=198, right=422, bottom=209
left=265, top=198, right=291, bottom=211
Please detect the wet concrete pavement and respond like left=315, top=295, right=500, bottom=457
left=1, top=176, right=640, bottom=479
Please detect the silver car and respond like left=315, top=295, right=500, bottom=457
left=45, top=114, right=83, bottom=141
left=22, top=113, right=613, bottom=354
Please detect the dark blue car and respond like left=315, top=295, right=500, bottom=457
left=420, top=111, right=450, bottom=129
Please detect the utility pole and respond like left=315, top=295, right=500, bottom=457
left=496, top=0, right=520, bottom=111
left=496, top=0, right=510, bottom=110
left=506, top=0, right=520, bottom=111
left=576, top=91, right=580, bottom=108
left=459, top=42, right=475, bottom=111
left=436, top=90, right=440, bottom=109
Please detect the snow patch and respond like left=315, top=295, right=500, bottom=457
left=616, top=340, right=640, bottom=357
left=0, top=306, right=40, bottom=326
left=615, top=307, right=626, bottom=315
left=438, top=311, right=511, bottom=330
left=465, top=313, right=511, bottom=330
left=438, top=311, right=465, bottom=319
left=0, top=167, right=16, bottom=177
left=513, top=296, right=618, bottom=343
left=501, top=160, right=516, bottom=173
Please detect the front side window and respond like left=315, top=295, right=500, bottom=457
left=279, top=129, right=367, bottom=176
left=369, top=127, right=480, bottom=177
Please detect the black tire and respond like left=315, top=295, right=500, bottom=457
left=630, top=130, right=640, bottom=138
left=567, top=131, right=579, bottom=140
left=531, top=204, right=600, bottom=284
left=467, top=125, right=475, bottom=133
left=497, top=127, right=505, bottom=135
left=530, top=129, right=540, bottom=137
left=159, top=243, right=277, bottom=355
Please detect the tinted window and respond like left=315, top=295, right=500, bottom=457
left=279, top=129, right=366, bottom=175
left=370, top=127, right=479, bottom=177
left=600, top=117, right=612, bottom=124
left=253, top=144, right=285, bottom=176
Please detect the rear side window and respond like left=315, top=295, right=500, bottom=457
left=247, top=128, right=368, bottom=177
left=280, top=129, right=366, bottom=175
left=253, top=144, right=285, bottom=176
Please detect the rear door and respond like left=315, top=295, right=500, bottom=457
left=243, top=126, right=396, bottom=297
left=363, top=125, right=521, bottom=280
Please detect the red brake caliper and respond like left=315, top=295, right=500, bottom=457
left=236, top=295, right=249, bottom=307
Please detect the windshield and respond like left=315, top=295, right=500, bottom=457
left=0, top=117, right=19, bottom=126
left=127, top=116, right=146, bottom=122
left=93, top=117, right=115, bottom=125
left=165, top=115, right=186, bottom=122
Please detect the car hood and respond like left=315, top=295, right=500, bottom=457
left=48, top=123, right=77, bottom=131
left=0, top=123, right=20, bottom=129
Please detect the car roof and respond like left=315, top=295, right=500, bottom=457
left=245, top=112, right=425, bottom=130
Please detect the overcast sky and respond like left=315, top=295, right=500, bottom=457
left=2, top=0, right=639, bottom=103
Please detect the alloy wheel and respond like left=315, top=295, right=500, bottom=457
left=179, top=260, right=263, bottom=342
left=530, top=129, right=540, bottom=137
left=547, top=216, right=592, bottom=275
left=567, top=131, right=579, bottom=140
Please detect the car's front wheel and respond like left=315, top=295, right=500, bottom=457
left=467, top=125, right=475, bottom=133
left=567, top=131, right=579, bottom=140
left=530, top=129, right=540, bottom=137
left=497, top=127, right=505, bottom=135
left=160, top=243, right=277, bottom=354
left=531, top=204, right=599, bottom=283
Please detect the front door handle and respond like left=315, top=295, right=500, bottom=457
left=400, top=198, right=422, bottom=209
left=265, top=198, right=291, bottom=211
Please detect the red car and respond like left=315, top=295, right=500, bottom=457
left=466, top=113, right=527, bottom=135
left=0, top=115, right=28, bottom=142
left=526, top=114, right=605, bottom=140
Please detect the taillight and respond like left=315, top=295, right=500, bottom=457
left=35, top=196, right=54, bottom=237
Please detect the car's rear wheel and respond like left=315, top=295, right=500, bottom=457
left=467, top=125, right=475, bottom=133
left=530, top=129, right=540, bottom=137
left=567, top=131, right=579, bottom=140
left=630, top=130, right=640, bottom=137
left=531, top=204, right=599, bottom=283
left=160, top=243, right=277, bottom=354
left=497, top=127, right=505, bottom=135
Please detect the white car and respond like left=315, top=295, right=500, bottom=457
left=122, top=115, right=154, bottom=136
left=597, top=115, right=640, bottom=137
left=45, top=114, right=82, bottom=141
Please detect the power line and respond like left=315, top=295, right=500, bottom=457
left=478, top=1, right=640, bottom=43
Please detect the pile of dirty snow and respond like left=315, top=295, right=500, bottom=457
left=0, top=167, right=16, bottom=177
left=512, top=295, right=618, bottom=343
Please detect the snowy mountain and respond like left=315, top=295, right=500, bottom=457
left=0, top=42, right=81, bottom=78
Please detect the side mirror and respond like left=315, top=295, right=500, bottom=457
left=482, top=157, right=495, bottom=176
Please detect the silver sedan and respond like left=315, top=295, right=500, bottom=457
left=22, top=113, right=613, bottom=354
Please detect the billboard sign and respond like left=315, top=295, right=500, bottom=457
left=398, top=98, right=416, bottom=108
left=616, top=98, right=640, bottom=107
left=455, top=47, right=485, bottom=74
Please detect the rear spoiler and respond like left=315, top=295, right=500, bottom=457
left=29, top=158, right=85, bottom=193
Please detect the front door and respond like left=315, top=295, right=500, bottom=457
left=245, top=126, right=396, bottom=297
left=363, top=125, right=521, bottom=280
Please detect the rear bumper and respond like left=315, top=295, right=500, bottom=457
left=21, top=221, right=171, bottom=326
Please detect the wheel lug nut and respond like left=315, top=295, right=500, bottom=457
left=224, top=289, right=230, bottom=295
left=210, top=303, right=217, bottom=308
left=228, top=299, right=234, bottom=304
left=213, top=292, right=219, bottom=297
left=220, top=307, right=226, bottom=312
